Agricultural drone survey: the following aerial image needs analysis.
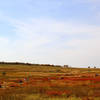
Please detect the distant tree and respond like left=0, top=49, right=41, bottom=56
left=88, top=66, right=90, bottom=68
left=64, top=65, right=69, bottom=68
left=94, top=66, right=96, bottom=69
left=88, top=66, right=91, bottom=72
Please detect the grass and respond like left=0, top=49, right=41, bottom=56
left=0, top=64, right=100, bottom=99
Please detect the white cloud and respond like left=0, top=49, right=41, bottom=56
left=0, top=16, right=100, bottom=67
left=11, top=18, right=100, bottom=35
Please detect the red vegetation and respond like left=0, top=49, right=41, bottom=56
left=46, top=90, right=71, bottom=96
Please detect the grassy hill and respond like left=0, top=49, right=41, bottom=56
left=0, top=63, right=100, bottom=100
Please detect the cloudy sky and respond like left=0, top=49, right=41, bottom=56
left=0, top=0, right=100, bottom=67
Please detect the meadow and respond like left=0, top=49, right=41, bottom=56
left=0, top=63, right=100, bottom=100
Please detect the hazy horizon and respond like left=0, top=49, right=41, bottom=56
left=0, top=0, right=100, bottom=67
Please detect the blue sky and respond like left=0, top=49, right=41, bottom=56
left=0, top=0, right=100, bottom=67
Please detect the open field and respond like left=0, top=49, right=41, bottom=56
left=0, top=64, right=100, bottom=100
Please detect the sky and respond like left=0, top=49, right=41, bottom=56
left=0, top=0, right=100, bottom=67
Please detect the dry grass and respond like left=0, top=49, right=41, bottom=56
left=0, top=64, right=100, bottom=100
